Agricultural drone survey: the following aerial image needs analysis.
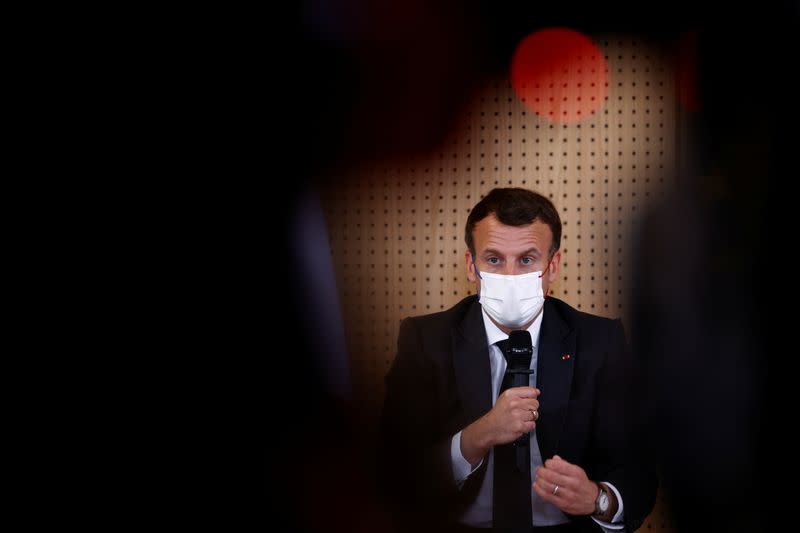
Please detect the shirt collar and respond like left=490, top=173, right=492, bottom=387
left=480, top=307, right=544, bottom=349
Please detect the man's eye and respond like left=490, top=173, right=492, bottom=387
left=521, top=257, right=534, bottom=265
left=487, top=257, right=499, bottom=264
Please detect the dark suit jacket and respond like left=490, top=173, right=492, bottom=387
left=379, top=295, right=656, bottom=532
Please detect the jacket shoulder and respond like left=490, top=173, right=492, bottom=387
left=400, top=295, right=479, bottom=341
left=547, top=296, right=624, bottom=336
left=402, top=294, right=479, bottom=326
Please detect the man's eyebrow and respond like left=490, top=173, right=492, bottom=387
left=481, top=248, right=504, bottom=257
left=481, top=247, right=542, bottom=257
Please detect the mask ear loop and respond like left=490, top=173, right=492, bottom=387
left=538, top=257, right=551, bottom=278
left=470, top=255, right=482, bottom=280
left=539, top=253, right=555, bottom=296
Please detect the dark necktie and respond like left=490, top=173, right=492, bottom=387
left=492, top=337, right=534, bottom=531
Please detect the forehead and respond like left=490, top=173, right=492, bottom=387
left=473, top=214, right=553, bottom=254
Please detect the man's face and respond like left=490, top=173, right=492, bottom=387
left=465, top=214, right=561, bottom=297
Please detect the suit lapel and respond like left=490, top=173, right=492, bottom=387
left=452, top=300, right=493, bottom=426
left=536, top=299, right=576, bottom=460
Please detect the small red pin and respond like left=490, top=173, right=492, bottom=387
left=562, top=353, right=571, bottom=361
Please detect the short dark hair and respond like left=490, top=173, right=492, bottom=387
left=465, top=188, right=562, bottom=256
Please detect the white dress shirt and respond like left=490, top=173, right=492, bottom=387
left=450, top=307, right=625, bottom=530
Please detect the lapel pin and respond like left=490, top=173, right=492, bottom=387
left=562, top=353, right=571, bottom=361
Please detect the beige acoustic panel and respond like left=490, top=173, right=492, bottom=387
left=324, top=35, right=675, bottom=407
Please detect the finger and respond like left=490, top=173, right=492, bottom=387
left=511, top=411, right=536, bottom=430
left=545, top=455, right=584, bottom=477
left=509, top=400, right=538, bottom=415
left=514, top=412, right=536, bottom=428
left=534, top=466, right=573, bottom=488
left=506, top=403, right=539, bottom=421
left=533, top=479, right=553, bottom=502
left=533, top=478, right=566, bottom=504
left=536, top=476, right=571, bottom=500
left=515, top=408, right=534, bottom=424
left=507, top=397, right=538, bottom=410
left=519, top=399, right=540, bottom=413
left=503, top=387, right=540, bottom=398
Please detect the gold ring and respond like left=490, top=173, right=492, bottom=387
left=553, top=484, right=560, bottom=495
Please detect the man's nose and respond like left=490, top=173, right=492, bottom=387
left=501, top=264, right=520, bottom=276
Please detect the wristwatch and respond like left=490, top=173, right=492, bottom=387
left=594, top=483, right=610, bottom=517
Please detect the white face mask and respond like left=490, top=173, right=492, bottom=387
left=474, top=267, right=545, bottom=329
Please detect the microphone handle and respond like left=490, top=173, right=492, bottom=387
left=512, top=371, right=533, bottom=446
left=511, top=369, right=532, bottom=472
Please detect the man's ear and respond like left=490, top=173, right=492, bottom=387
left=547, top=250, right=561, bottom=283
left=465, top=250, right=478, bottom=283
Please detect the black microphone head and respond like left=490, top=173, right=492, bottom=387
left=508, top=329, right=533, bottom=366
left=508, top=329, right=532, bottom=350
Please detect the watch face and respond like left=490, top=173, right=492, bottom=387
left=599, top=490, right=609, bottom=512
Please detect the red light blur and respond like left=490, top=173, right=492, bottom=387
left=511, top=28, right=608, bottom=124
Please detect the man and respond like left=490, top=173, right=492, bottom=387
left=379, top=188, right=656, bottom=532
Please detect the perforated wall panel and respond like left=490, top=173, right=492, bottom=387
left=325, top=36, right=674, bottom=403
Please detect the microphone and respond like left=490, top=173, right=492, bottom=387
left=507, top=330, right=534, bottom=379
left=507, top=330, right=534, bottom=471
